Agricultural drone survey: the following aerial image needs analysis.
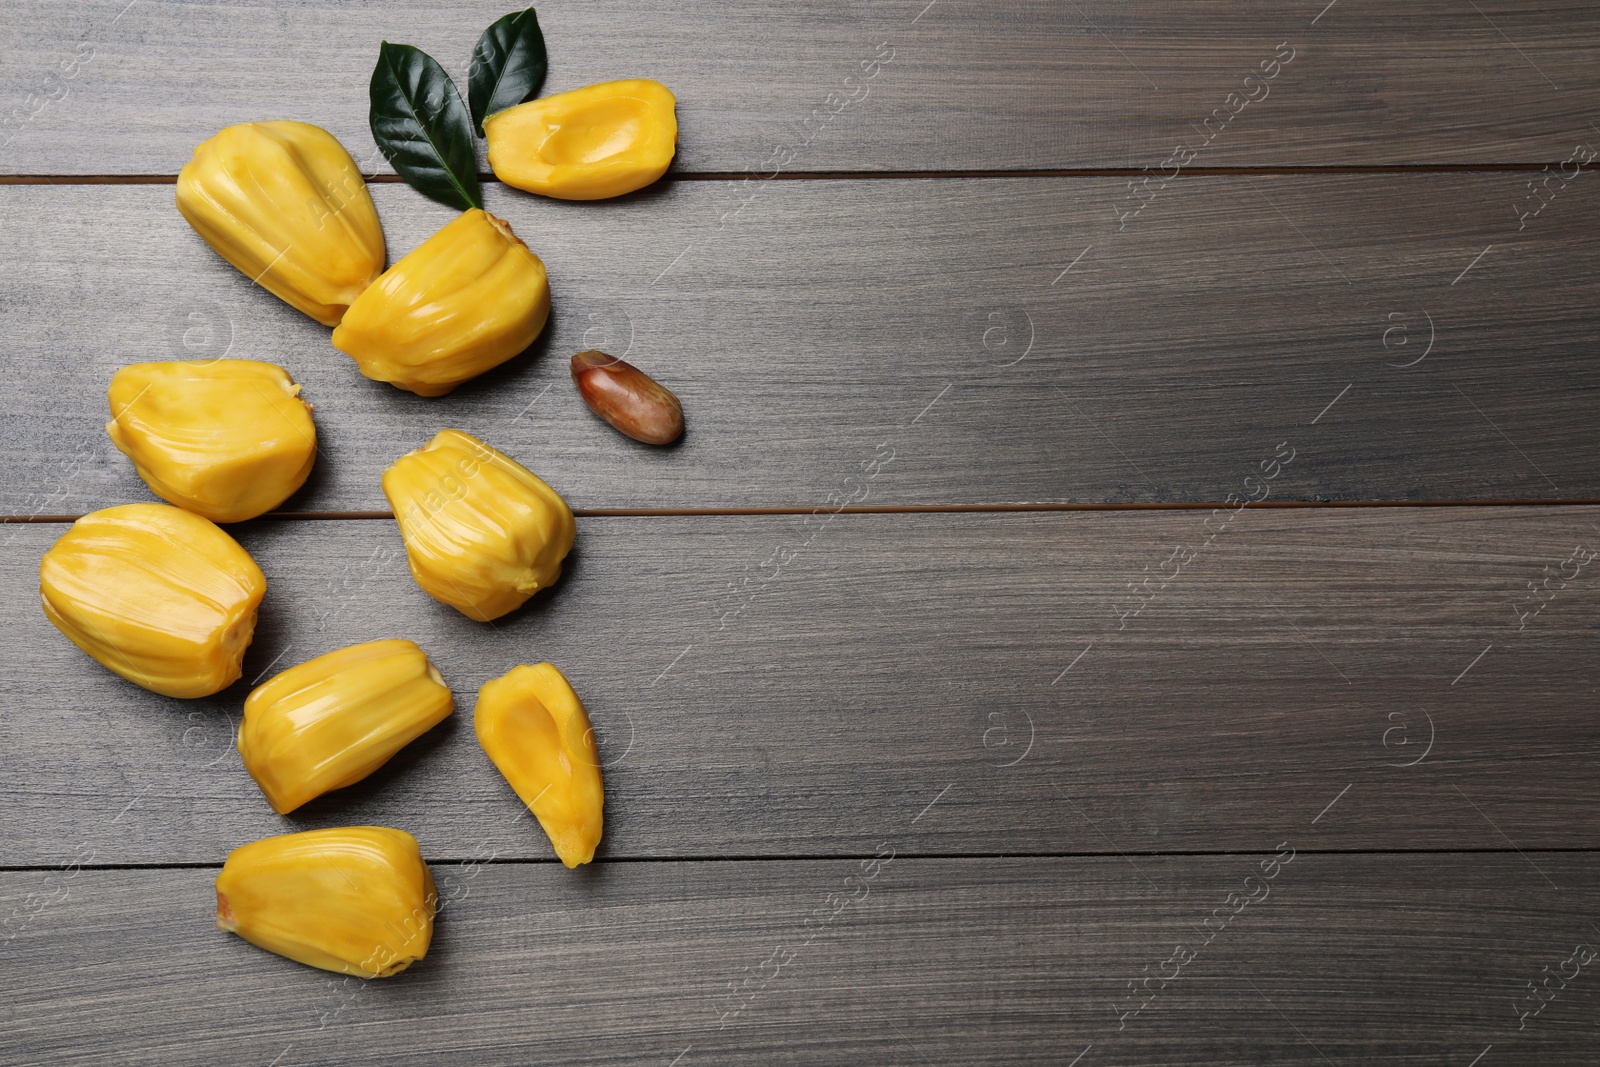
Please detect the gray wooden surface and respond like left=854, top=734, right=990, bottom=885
left=3, top=508, right=1596, bottom=865
left=2, top=1, right=1599, bottom=174
left=6, top=0, right=1600, bottom=1063
left=4, top=854, right=1598, bottom=1065
left=4, top=173, right=1599, bottom=514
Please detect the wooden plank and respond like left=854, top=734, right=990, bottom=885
left=4, top=174, right=1599, bottom=514
left=3, top=853, right=1597, bottom=1064
left=2, top=507, right=1596, bottom=864
left=3, top=2, right=1599, bottom=174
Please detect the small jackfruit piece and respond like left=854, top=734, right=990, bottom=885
left=475, top=663, right=604, bottom=867
left=381, top=429, right=574, bottom=621
left=331, top=209, right=549, bottom=397
left=485, top=79, right=677, bottom=200
left=239, top=639, right=454, bottom=814
left=215, top=826, right=436, bottom=977
left=106, top=359, right=317, bottom=523
left=176, top=121, right=386, bottom=327
left=39, top=503, right=265, bottom=698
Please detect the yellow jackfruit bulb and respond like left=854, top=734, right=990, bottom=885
left=331, top=209, right=549, bottom=397
left=382, top=429, right=574, bottom=621
left=39, top=503, right=265, bottom=698
left=176, top=121, right=386, bottom=327
left=215, top=826, right=435, bottom=978
left=239, top=639, right=454, bottom=814
left=485, top=79, right=678, bottom=200
left=106, top=360, right=317, bottom=523
left=475, top=663, right=604, bottom=867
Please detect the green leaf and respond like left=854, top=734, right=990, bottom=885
left=468, top=8, right=548, bottom=134
left=369, top=41, right=482, bottom=211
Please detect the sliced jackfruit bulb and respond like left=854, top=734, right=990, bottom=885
left=475, top=663, right=604, bottom=867
left=39, top=503, right=265, bottom=698
left=331, top=208, right=550, bottom=397
left=485, top=79, right=677, bottom=200
left=176, top=121, right=386, bottom=326
left=106, top=359, right=317, bottom=523
left=215, top=826, right=435, bottom=978
left=239, top=639, right=454, bottom=814
left=382, top=429, right=575, bottom=621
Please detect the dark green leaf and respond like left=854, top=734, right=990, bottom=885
left=369, top=41, right=482, bottom=211
left=468, top=8, right=548, bottom=134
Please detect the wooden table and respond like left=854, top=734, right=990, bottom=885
left=3, top=2, right=1598, bottom=1063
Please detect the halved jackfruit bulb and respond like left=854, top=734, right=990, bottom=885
left=176, top=121, right=386, bottom=326
left=215, top=826, right=435, bottom=978
left=332, top=208, right=549, bottom=397
left=239, top=639, right=454, bottom=814
left=475, top=663, right=604, bottom=868
left=382, top=429, right=575, bottom=621
left=107, top=359, right=317, bottom=523
left=39, top=503, right=266, bottom=698
left=485, top=79, right=677, bottom=200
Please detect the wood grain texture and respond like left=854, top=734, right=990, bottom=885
left=3, top=853, right=1597, bottom=1064
left=2, top=507, right=1596, bottom=864
left=7, top=4, right=1599, bottom=1060
left=3, top=1, right=1599, bottom=174
left=3, top=174, right=1599, bottom=514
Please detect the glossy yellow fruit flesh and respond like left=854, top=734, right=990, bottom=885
left=331, top=209, right=549, bottom=397
left=475, top=663, right=603, bottom=867
left=215, top=826, right=435, bottom=978
left=176, top=121, right=386, bottom=327
left=485, top=79, right=677, bottom=200
left=106, top=359, right=317, bottom=523
left=382, top=429, right=575, bottom=621
left=239, top=639, right=454, bottom=814
left=39, top=503, right=265, bottom=698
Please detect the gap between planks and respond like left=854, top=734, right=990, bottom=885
left=5, top=845, right=1598, bottom=875
left=0, top=163, right=1586, bottom=185
left=5, top=499, right=1600, bottom=523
